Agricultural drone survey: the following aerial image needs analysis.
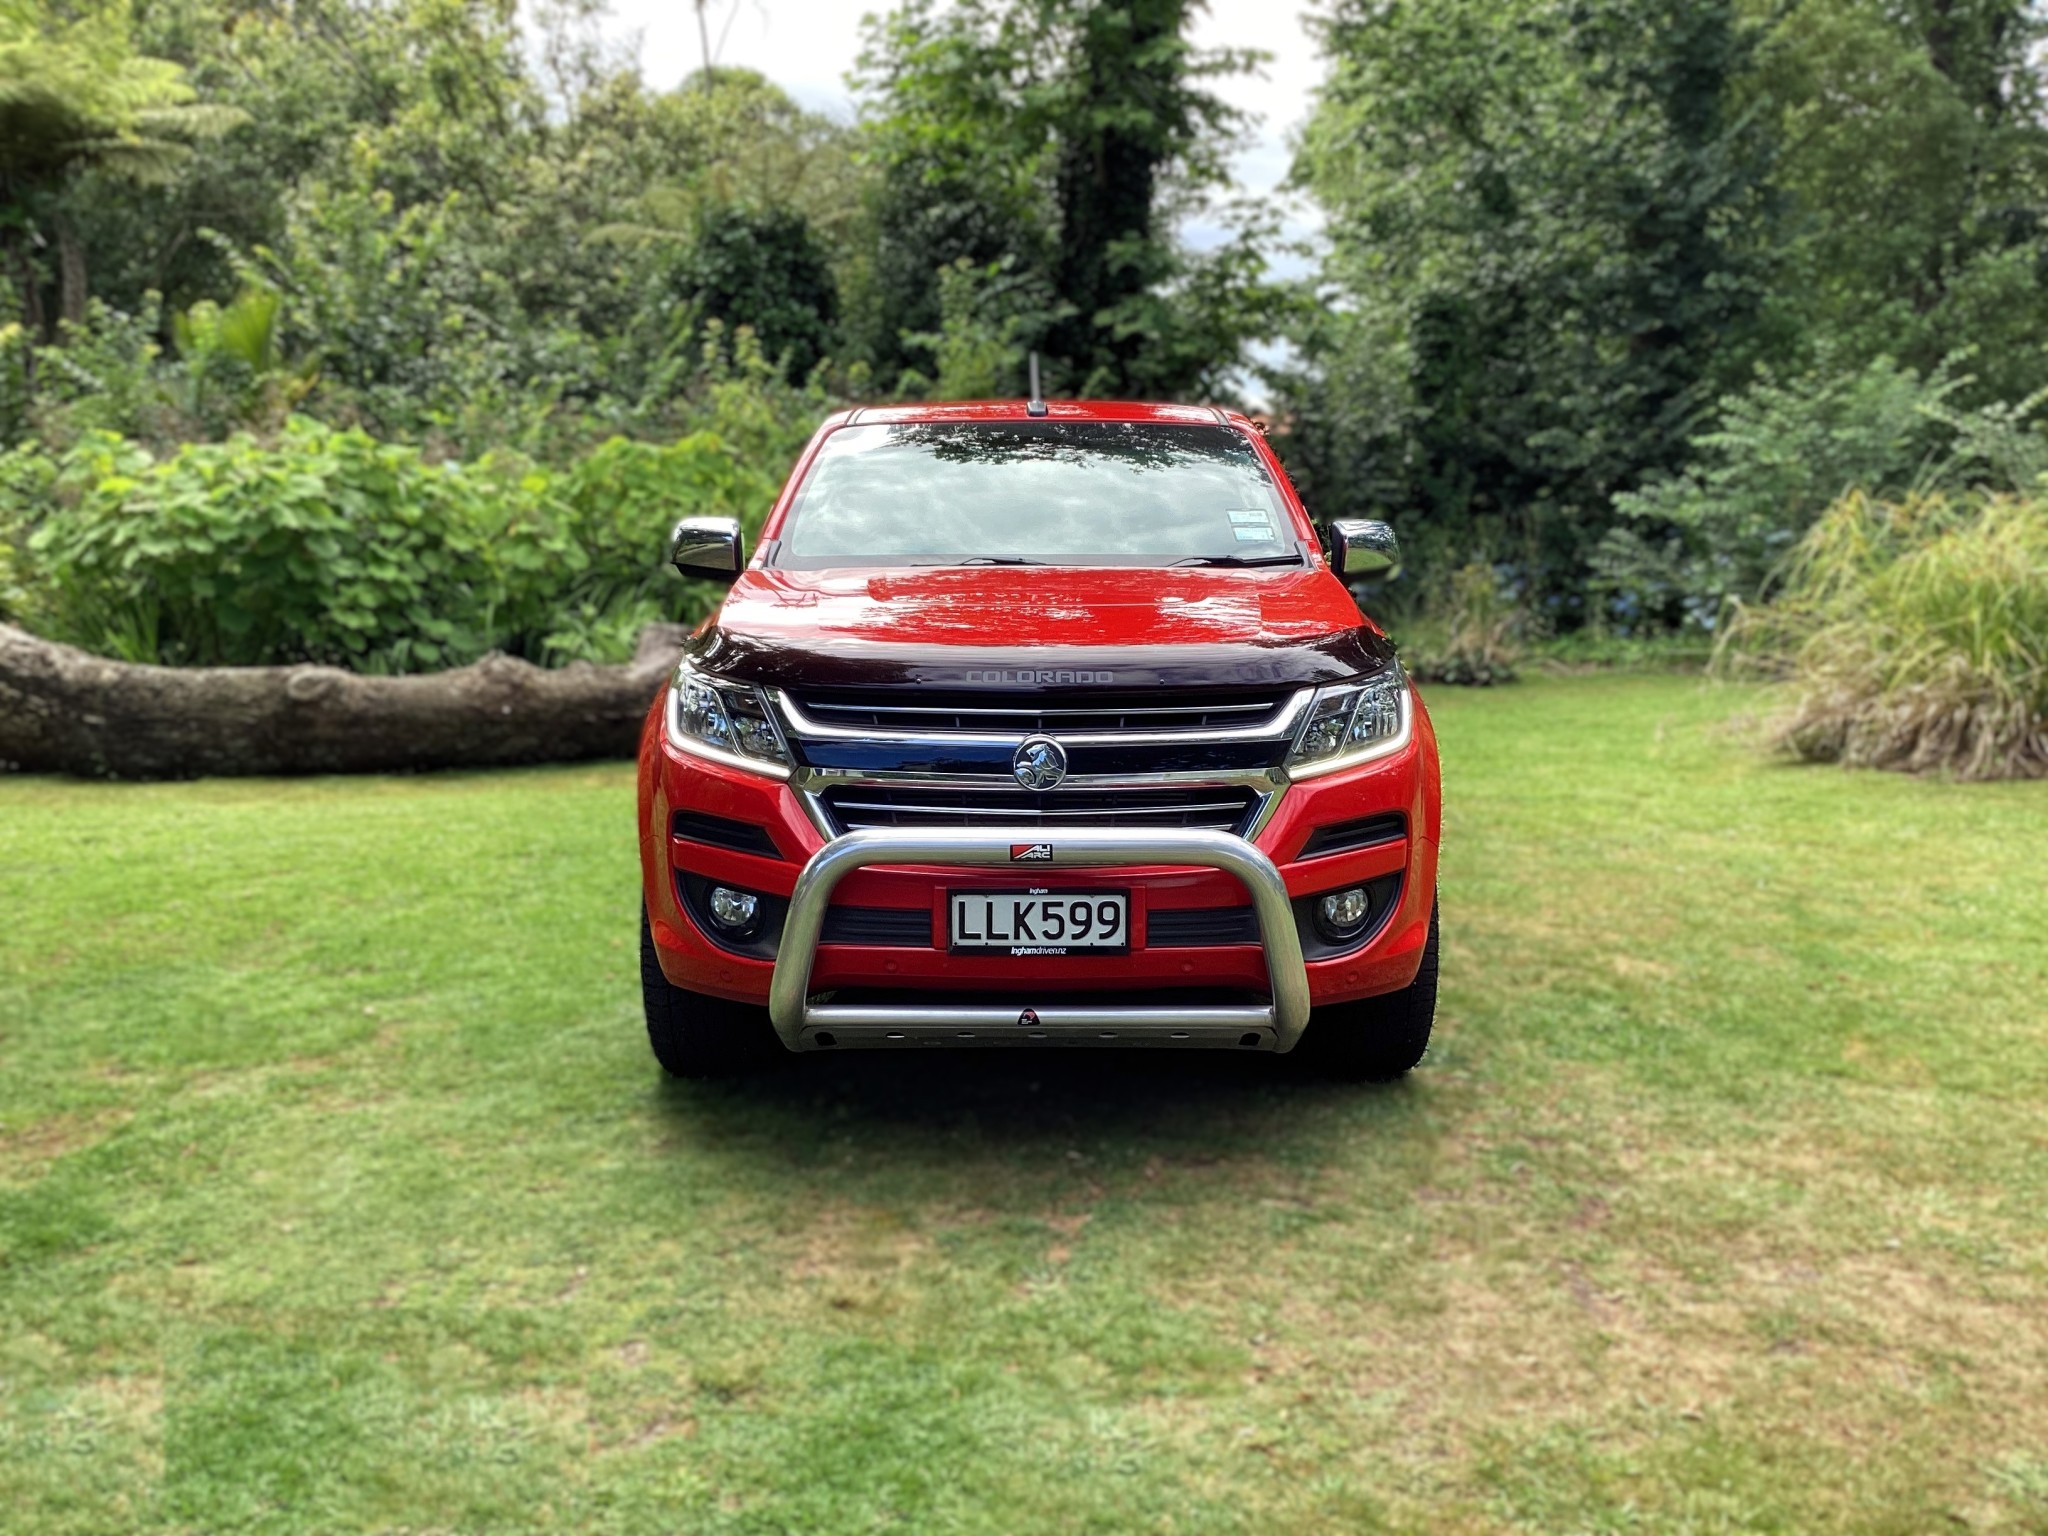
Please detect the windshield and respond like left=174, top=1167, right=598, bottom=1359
left=774, top=420, right=1299, bottom=568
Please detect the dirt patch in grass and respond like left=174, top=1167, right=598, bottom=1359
left=787, top=1205, right=935, bottom=1283
left=0, top=1108, right=131, bottom=1182
left=780, top=1203, right=941, bottom=1315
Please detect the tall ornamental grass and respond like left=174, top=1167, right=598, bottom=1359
left=1720, top=491, right=2048, bottom=779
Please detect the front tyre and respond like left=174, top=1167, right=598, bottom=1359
left=640, top=904, right=778, bottom=1076
left=1299, top=898, right=1439, bottom=1081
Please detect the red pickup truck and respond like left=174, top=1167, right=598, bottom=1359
left=635, top=400, right=1442, bottom=1078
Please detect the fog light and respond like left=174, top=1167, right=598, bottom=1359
left=1316, top=887, right=1370, bottom=941
left=707, top=885, right=760, bottom=934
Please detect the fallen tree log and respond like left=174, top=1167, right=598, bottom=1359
left=0, top=622, right=689, bottom=778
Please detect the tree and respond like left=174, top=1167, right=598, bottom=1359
left=670, top=204, right=840, bottom=381
left=853, top=0, right=1059, bottom=385
left=1282, top=0, right=1780, bottom=611
left=854, top=0, right=1275, bottom=399
left=36, top=7, right=865, bottom=451
left=690, top=0, right=743, bottom=90
left=1041, top=0, right=1237, bottom=394
left=0, top=0, right=241, bottom=329
left=67, top=0, right=555, bottom=332
left=575, top=68, right=869, bottom=319
left=1745, top=0, right=2048, bottom=403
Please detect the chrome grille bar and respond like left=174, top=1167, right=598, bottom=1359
left=775, top=687, right=1313, bottom=747
left=803, top=699, right=1278, bottom=719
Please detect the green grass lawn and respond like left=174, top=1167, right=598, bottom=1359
left=3, top=673, right=2046, bottom=1534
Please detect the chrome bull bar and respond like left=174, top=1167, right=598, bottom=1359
left=767, top=827, right=1312, bottom=1053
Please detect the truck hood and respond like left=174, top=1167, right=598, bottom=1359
left=684, top=566, right=1397, bottom=692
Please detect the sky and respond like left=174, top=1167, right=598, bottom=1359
left=597, top=0, right=1329, bottom=277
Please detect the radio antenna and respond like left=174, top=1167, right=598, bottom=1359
left=1026, top=352, right=1048, bottom=417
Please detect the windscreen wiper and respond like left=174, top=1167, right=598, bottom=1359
left=1170, top=554, right=1304, bottom=568
left=914, top=555, right=1048, bottom=566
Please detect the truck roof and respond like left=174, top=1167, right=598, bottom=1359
left=826, top=400, right=1260, bottom=431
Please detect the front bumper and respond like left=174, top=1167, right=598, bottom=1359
left=768, top=827, right=1311, bottom=1052
left=637, top=683, right=1441, bottom=1052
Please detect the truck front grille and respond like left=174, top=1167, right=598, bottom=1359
left=785, top=688, right=1295, bottom=738
left=817, top=784, right=1262, bottom=837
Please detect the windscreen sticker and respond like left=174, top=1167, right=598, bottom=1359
left=1227, top=507, right=1278, bottom=543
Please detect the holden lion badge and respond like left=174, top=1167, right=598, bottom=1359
left=1012, top=735, right=1068, bottom=790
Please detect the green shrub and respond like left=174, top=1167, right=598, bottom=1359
left=1719, top=490, right=2048, bottom=780
left=0, top=446, right=55, bottom=622
left=13, top=421, right=579, bottom=671
left=666, top=204, right=840, bottom=383
left=1610, top=357, right=2048, bottom=631
left=896, top=257, right=1058, bottom=402
left=1608, top=356, right=1966, bottom=626
left=170, top=285, right=317, bottom=438
left=0, top=365, right=828, bottom=670
left=540, top=427, right=785, bottom=663
left=9, top=298, right=178, bottom=449
left=1402, top=562, right=1523, bottom=686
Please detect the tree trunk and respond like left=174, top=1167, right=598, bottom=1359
left=4, top=223, right=45, bottom=349
left=2, top=228, right=32, bottom=389
left=0, top=622, right=689, bottom=779
left=1048, top=0, right=1183, bottom=395
left=55, top=212, right=86, bottom=328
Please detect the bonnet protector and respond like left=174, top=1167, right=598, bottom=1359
left=684, top=626, right=1398, bottom=693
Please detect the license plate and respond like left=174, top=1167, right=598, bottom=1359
left=948, top=889, right=1130, bottom=954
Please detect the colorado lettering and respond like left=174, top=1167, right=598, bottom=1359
left=961, top=669, right=1115, bottom=685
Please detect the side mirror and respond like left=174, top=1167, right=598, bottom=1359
left=1326, top=519, right=1401, bottom=582
left=670, top=516, right=744, bottom=584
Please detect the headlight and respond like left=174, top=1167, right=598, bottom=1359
left=1285, top=667, right=1411, bottom=778
left=664, top=660, right=791, bottom=775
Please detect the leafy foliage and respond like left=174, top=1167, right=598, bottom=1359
left=1604, top=357, right=1970, bottom=628
left=0, top=0, right=247, bottom=194
left=538, top=348, right=820, bottom=660
left=1748, top=0, right=2048, bottom=406
left=15, top=0, right=2048, bottom=675
left=1, top=331, right=825, bottom=671
left=169, top=285, right=315, bottom=436
left=665, top=204, right=840, bottom=383
left=0, top=0, right=245, bottom=331
left=1282, top=0, right=1779, bottom=614
left=21, top=7, right=865, bottom=456
left=10, top=421, right=566, bottom=671
left=1282, top=0, right=2048, bottom=637
left=2, top=294, right=169, bottom=445
left=1603, top=357, right=2048, bottom=630
left=896, top=257, right=1061, bottom=400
